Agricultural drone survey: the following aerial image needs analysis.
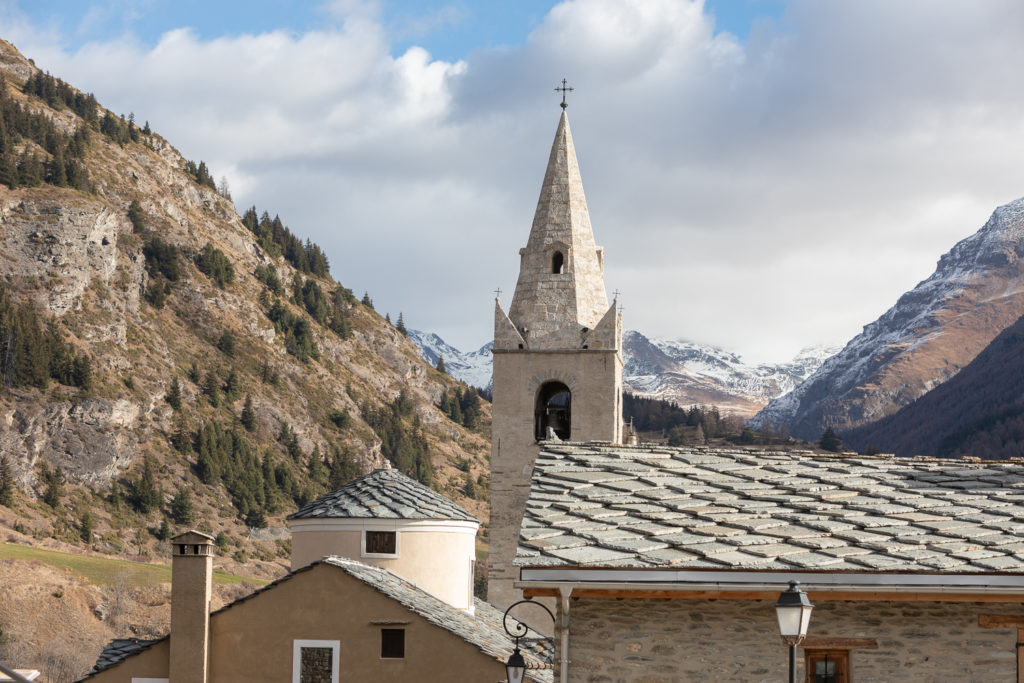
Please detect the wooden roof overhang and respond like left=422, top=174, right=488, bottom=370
left=517, top=566, right=1024, bottom=603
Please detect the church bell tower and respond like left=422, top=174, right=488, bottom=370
left=487, top=105, right=624, bottom=607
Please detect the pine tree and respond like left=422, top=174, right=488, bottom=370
left=395, top=312, right=407, bottom=336
left=361, top=292, right=374, bottom=309
left=170, top=411, right=192, bottom=453
left=79, top=510, right=94, bottom=543
left=165, top=378, right=182, bottom=410
left=223, top=370, right=240, bottom=403
left=170, top=489, right=195, bottom=525
left=308, top=447, right=327, bottom=484
left=436, top=356, right=446, bottom=374
left=127, top=199, right=145, bottom=232
left=129, top=456, right=163, bottom=514
left=204, top=370, right=220, bottom=407
left=241, top=394, right=256, bottom=431
left=42, top=464, right=64, bottom=509
left=0, top=456, right=14, bottom=506
left=217, top=330, right=235, bottom=356
left=819, top=426, right=843, bottom=453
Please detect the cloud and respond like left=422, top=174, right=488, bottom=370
left=5, top=0, right=1024, bottom=362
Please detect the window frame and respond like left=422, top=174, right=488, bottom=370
left=380, top=628, right=406, bottom=659
left=805, top=649, right=850, bottom=683
left=361, top=529, right=399, bottom=559
left=292, top=639, right=340, bottom=683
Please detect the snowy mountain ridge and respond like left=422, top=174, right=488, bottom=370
left=410, top=328, right=836, bottom=417
left=752, top=196, right=1024, bottom=439
left=407, top=329, right=494, bottom=391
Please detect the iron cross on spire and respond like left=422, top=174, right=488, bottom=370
left=555, top=78, right=574, bottom=109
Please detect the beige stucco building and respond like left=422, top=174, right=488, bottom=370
left=488, top=109, right=624, bottom=609
left=288, top=467, right=479, bottom=611
left=83, top=556, right=550, bottom=683
left=83, top=473, right=551, bottom=683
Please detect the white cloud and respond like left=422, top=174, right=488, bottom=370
left=5, top=0, right=1024, bottom=362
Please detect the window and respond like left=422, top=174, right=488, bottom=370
left=805, top=650, right=849, bottom=683
left=363, top=530, right=398, bottom=557
left=535, top=381, right=571, bottom=441
left=292, top=640, right=339, bottom=683
left=469, top=558, right=477, bottom=605
left=381, top=628, right=405, bottom=659
left=552, top=251, right=564, bottom=274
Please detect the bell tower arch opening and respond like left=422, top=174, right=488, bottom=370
left=551, top=251, right=564, bottom=274
left=535, top=381, right=571, bottom=441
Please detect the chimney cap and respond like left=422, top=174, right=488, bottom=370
left=170, top=530, right=215, bottom=545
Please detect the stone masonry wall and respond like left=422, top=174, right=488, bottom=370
left=561, top=597, right=1022, bottom=682
left=488, top=348, right=623, bottom=610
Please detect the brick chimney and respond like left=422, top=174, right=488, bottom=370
left=170, top=530, right=214, bottom=683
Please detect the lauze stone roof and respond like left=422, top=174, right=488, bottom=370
left=325, top=557, right=552, bottom=680
left=289, top=468, right=478, bottom=522
left=515, top=444, right=1024, bottom=572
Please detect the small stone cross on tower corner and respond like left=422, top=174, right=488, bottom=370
left=555, top=78, right=574, bottom=109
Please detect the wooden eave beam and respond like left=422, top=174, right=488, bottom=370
left=979, top=615, right=1024, bottom=628
left=799, top=637, right=878, bottom=650
left=523, top=587, right=1024, bottom=603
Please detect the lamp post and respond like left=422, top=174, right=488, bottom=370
left=776, top=581, right=814, bottom=683
left=502, top=599, right=555, bottom=683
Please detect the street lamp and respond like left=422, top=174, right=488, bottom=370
left=502, top=599, right=555, bottom=683
left=776, top=581, right=814, bottom=683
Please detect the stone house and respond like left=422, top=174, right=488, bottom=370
left=513, top=442, right=1024, bottom=682
left=83, top=471, right=551, bottom=682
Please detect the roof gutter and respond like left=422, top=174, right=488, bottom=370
left=517, top=568, right=1024, bottom=595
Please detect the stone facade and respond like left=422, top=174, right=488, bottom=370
left=506, top=112, right=610, bottom=350
left=560, top=597, right=1022, bottom=682
left=488, top=110, right=623, bottom=609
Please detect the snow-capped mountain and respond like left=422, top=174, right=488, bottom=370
left=623, top=331, right=838, bottom=417
left=753, top=196, right=1024, bottom=440
left=407, top=329, right=494, bottom=390
left=410, top=328, right=836, bottom=417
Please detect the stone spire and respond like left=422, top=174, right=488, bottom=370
left=506, top=111, right=609, bottom=349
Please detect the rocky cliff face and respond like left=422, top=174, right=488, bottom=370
left=752, top=196, right=1024, bottom=440
left=0, top=40, right=490, bottom=531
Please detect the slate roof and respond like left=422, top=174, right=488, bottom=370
left=288, top=468, right=478, bottom=522
left=515, top=443, right=1024, bottom=572
left=324, top=557, right=552, bottom=680
left=87, top=638, right=163, bottom=677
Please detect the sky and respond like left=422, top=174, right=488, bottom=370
left=2, top=0, right=1024, bottom=363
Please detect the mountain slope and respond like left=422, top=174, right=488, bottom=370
left=0, top=39, right=490, bottom=550
left=752, top=196, right=1024, bottom=439
left=843, top=311, right=1024, bottom=457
